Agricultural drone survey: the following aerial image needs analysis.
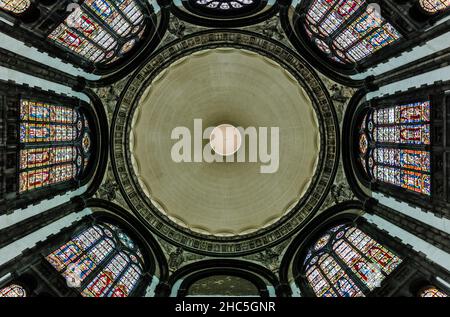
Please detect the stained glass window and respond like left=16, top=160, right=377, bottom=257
left=46, top=223, right=144, bottom=297
left=18, top=99, right=92, bottom=193
left=303, top=224, right=402, bottom=297
left=419, top=0, right=450, bottom=13
left=194, top=0, right=255, bottom=10
left=419, top=286, right=448, bottom=297
left=48, top=0, right=145, bottom=65
left=0, top=0, right=30, bottom=14
left=304, top=0, right=402, bottom=64
left=358, top=100, right=432, bottom=195
left=0, top=284, right=26, bottom=297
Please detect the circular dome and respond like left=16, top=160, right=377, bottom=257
left=112, top=31, right=339, bottom=255
left=130, top=48, right=320, bottom=236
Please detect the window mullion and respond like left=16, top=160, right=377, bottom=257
left=81, top=3, right=122, bottom=42
left=63, top=22, right=109, bottom=60
left=316, top=254, right=339, bottom=296
left=79, top=248, right=119, bottom=293
left=328, top=3, right=367, bottom=40
left=332, top=240, right=371, bottom=295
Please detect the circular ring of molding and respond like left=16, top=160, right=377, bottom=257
left=111, top=30, right=339, bottom=256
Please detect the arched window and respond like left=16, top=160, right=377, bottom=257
left=47, top=0, right=146, bottom=65
left=0, top=0, right=30, bottom=14
left=358, top=101, right=431, bottom=195
left=418, top=286, right=448, bottom=297
left=303, top=0, right=402, bottom=64
left=194, top=0, right=255, bottom=11
left=18, top=99, right=92, bottom=193
left=303, top=224, right=402, bottom=297
left=0, top=284, right=27, bottom=297
left=45, top=223, right=145, bottom=297
left=419, top=0, right=450, bottom=14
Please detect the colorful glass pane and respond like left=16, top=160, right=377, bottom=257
left=373, top=101, right=430, bottom=125
left=304, top=225, right=402, bottom=297
left=48, top=0, right=144, bottom=63
left=334, top=7, right=382, bottom=49
left=0, top=0, right=30, bottom=14
left=306, top=265, right=337, bottom=297
left=401, top=170, right=431, bottom=195
left=306, top=0, right=337, bottom=24
left=81, top=252, right=129, bottom=297
left=19, top=163, right=77, bottom=192
left=20, top=100, right=77, bottom=123
left=18, top=98, right=90, bottom=192
left=62, top=238, right=115, bottom=282
left=73, top=226, right=104, bottom=250
left=19, top=147, right=77, bottom=170
left=314, top=233, right=331, bottom=251
left=108, top=264, right=142, bottom=297
left=46, top=223, right=143, bottom=297
left=419, top=0, right=450, bottom=13
left=314, top=38, right=332, bottom=54
left=305, top=0, right=401, bottom=63
left=366, top=100, right=432, bottom=194
left=359, top=24, right=401, bottom=61
left=373, top=165, right=400, bottom=186
left=46, top=226, right=104, bottom=272
left=20, top=123, right=78, bottom=143
left=114, top=0, right=144, bottom=25
left=82, top=133, right=91, bottom=153
left=345, top=228, right=402, bottom=274
left=48, top=24, right=106, bottom=63
left=85, top=0, right=132, bottom=36
left=0, top=284, right=26, bottom=297
left=373, top=148, right=431, bottom=172
left=330, top=224, right=346, bottom=233
left=318, top=0, right=365, bottom=36
left=319, top=254, right=364, bottom=297
left=46, top=241, right=83, bottom=271
left=120, top=39, right=137, bottom=54
left=373, top=165, right=431, bottom=195
left=419, top=286, right=448, bottom=297
left=334, top=239, right=384, bottom=290
left=65, top=7, right=117, bottom=51
left=373, top=125, right=430, bottom=145
left=87, top=238, right=115, bottom=265
left=195, top=0, right=254, bottom=10
left=359, top=133, right=368, bottom=155
left=117, top=231, right=136, bottom=250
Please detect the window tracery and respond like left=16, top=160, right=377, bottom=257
left=46, top=223, right=144, bottom=297
left=419, top=286, right=448, bottom=297
left=303, top=224, right=402, bottom=297
left=303, top=0, right=401, bottom=64
left=18, top=99, right=92, bottom=193
left=48, top=0, right=146, bottom=64
left=358, top=101, right=431, bottom=195
left=0, top=0, right=30, bottom=14
left=419, top=0, right=450, bottom=14
left=0, top=284, right=26, bottom=297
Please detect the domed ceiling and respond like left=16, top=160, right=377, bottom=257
left=131, top=48, right=320, bottom=236
left=111, top=31, right=339, bottom=255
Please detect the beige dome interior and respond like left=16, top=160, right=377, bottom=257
left=130, top=48, right=320, bottom=236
